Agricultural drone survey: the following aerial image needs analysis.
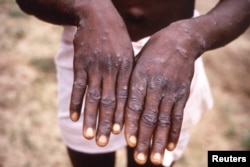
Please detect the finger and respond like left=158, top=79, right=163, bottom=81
left=134, top=84, right=162, bottom=165
left=167, top=95, right=189, bottom=151
left=82, top=71, right=102, bottom=140
left=112, top=58, right=133, bottom=134
left=150, top=96, right=174, bottom=165
left=125, top=73, right=147, bottom=148
left=96, top=74, right=117, bottom=147
left=69, top=61, right=87, bottom=122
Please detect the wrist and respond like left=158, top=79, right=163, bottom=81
left=165, top=19, right=207, bottom=60
left=73, top=0, right=115, bottom=26
left=190, top=15, right=221, bottom=52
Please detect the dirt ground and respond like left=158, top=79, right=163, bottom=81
left=0, top=0, right=249, bottom=167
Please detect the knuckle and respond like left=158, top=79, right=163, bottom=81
left=141, top=111, right=157, bottom=127
left=148, top=76, right=165, bottom=90
left=137, top=140, right=150, bottom=150
left=158, top=116, right=171, bottom=127
left=121, top=57, right=133, bottom=70
left=101, top=96, right=116, bottom=108
left=99, top=120, right=112, bottom=133
left=131, top=85, right=145, bottom=94
left=171, top=127, right=180, bottom=135
left=127, top=99, right=143, bottom=113
left=114, top=111, right=123, bottom=122
left=70, top=101, right=82, bottom=111
left=74, top=61, right=85, bottom=70
left=73, top=55, right=88, bottom=69
left=154, top=138, right=166, bottom=147
left=117, top=87, right=128, bottom=101
left=127, top=121, right=138, bottom=131
left=88, top=88, right=101, bottom=102
left=172, top=114, right=183, bottom=122
left=127, top=86, right=145, bottom=113
left=171, top=115, right=183, bottom=135
left=85, top=112, right=97, bottom=121
left=73, top=80, right=86, bottom=90
left=99, top=120, right=112, bottom=128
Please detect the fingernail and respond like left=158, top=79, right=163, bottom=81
left=70, top=112, right=79, bottom=122
left=85, top=127, right=94, bottom=139
left=152, top=153, right=162, bottom=163
left=137, top=153, right=146, bottom=162
left=112, top=123, right=121, bottom=134
left=129, top=136, right=137, bottom=147
left=167, top=142, right=175, bottom=151
left=98, top=135, right=108, bottom=147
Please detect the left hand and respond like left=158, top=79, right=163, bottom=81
left=125, top=20, right=204, bottom=165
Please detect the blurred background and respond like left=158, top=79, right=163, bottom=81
left=0, top=0, right=249, bottom=166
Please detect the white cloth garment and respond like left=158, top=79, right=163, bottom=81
left=55, top=20, right=213, bottom=165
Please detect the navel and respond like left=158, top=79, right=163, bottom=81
left=126, top=7, right=145, bottom=23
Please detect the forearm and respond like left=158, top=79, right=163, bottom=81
left=16, top=0, right=79, bottom=25
left=15, top=0, right=116, bottom=26
left=196, top=0, right=250, bottom=52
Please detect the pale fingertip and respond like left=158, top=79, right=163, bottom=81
left=151, top=153, right=162, bottom=165
left=167, top=142, right=176, bottom=151
left=112, top=123, right=121, bottom=134
left=84, top=127, right=95, bottom=139
left=128, top=135, right=137, bottom=147
left=70, top=112, right=79, bottom=122
left=97, top=135, right=108, bottom=147
left=136, top=153, right=147, bottom=164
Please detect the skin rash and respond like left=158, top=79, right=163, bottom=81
left=16, top=0, right=250, bottom=165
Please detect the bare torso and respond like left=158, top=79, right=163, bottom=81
left=113, top=0, right=194, bottom=40
left=112, top=0, right=195, bottom=41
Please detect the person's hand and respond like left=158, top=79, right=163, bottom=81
left=69, top=1, right=134, bottom=147
left=125, top=20, right=205, bottom=165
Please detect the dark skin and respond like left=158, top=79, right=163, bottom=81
left=16, top=0, right=250, bottom=165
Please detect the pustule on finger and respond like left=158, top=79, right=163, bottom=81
left=151, top=152, right=163, bottom=165
left=70, top=112, right=79, bottom=122
left=112, top=123, right=121, bottom=134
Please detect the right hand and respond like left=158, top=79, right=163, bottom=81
left=69, top=0, right=134, bottom=147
